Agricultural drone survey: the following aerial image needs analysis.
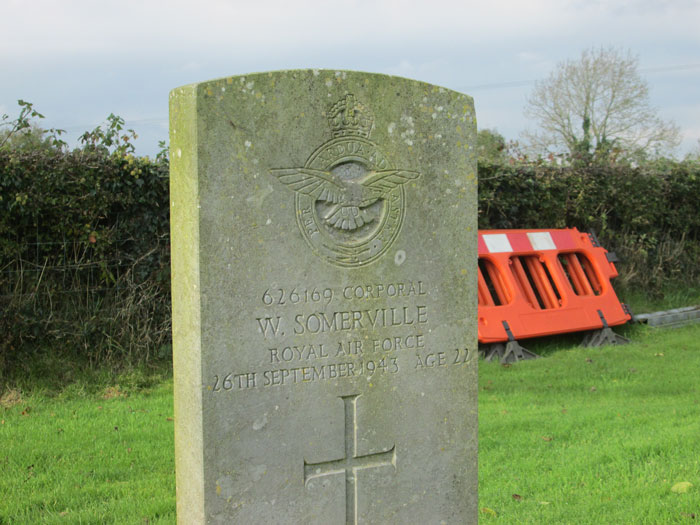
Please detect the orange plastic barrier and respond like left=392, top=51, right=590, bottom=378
left=478, top=228, right=631, bottom=343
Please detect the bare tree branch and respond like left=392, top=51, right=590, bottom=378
left=522, top=47, right=681, bottom=162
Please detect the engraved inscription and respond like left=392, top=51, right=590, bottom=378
left=414, top=347, right=475, bottom=370
left=292, top=306, right=428, bottom=335
left=261, top=287, right=334, bottom=306
left=208, top=279, right=474, bottom=393
left=261, top=281, right=426, bottom=307
left=256, top=306, right=427, bottom=338
left=304, top=394, right=396, bottom=525
left=255, top=281, right=428, bottom=340
left=270, top=95, right=421, bottom=267
left=211, top=357, right=400, bottom=391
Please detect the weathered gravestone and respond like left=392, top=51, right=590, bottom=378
left=170, top=70, right=478, bottom=524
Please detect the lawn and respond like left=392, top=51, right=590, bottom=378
left=479, top=323, right=700, bottom=523
left=1, top=323, right=699, bottom=524
left=0, top=380, right=176, bottom=524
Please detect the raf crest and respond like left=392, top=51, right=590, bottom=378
left=270, top=94, right=420, bottom=267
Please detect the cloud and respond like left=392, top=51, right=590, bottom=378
left=385, top=58, right=452, bottom=82
left=14, top=0, right=695, bottom=61
left=517, top=52, right=542, bottom=63
left=2, top=0, right=699, bottom=156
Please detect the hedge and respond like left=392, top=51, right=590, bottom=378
left=1, top=147, right=698, bottom=372
left=478, top=160, right=700, bottom=290
left=0, top=148, right=170, bottom=374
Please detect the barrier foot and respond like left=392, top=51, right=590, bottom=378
left=481, top=343, right=503, bottom=362
left=581, top=327, right=629, bottom=347
left=483, top=341, right=540, bottom=364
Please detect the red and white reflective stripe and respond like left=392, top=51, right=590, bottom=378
left=478, top=230, right=577, bottom=255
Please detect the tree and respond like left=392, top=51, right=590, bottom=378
left=685, top=139, right=700, bottom=162
left=523, top=47, right=680, bottom=163
left=477, top=128, right=507, bottom=163
left=0, top=100, right=65, bottom=152
left=79, top=113, right=137, bottom=157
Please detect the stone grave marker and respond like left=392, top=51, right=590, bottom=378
left=170, top=69, right=478, bottom=524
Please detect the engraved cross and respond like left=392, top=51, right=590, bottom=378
left=304, top=394, right=397, bottom=525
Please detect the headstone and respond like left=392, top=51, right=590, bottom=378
left=170, top=69, right=478, bottom=524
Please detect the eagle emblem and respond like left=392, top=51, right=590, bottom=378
left=270, top=166, right=419, bottom=231
left=270, top=95, right=420, bottom=267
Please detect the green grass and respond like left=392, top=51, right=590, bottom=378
left=619, top=283, right=700, bottom=314
left=1, top=324, right=699, bottom=523
left=479, top=323, right=700, bottom=523
left=0, top=380, right=175, bottom=524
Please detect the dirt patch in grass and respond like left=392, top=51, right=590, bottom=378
left=0, top=389, right=23, bottom=408
left=102, top=385, right=128, bottom=399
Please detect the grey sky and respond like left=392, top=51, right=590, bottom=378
left=2, top=0, right=699, bottom=157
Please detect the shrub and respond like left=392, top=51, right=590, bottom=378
left=0, top=145, right=170, bottom=376
left=478, top=160, right=700, bottom=293
left=1, top=104, right=698, bottom=375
